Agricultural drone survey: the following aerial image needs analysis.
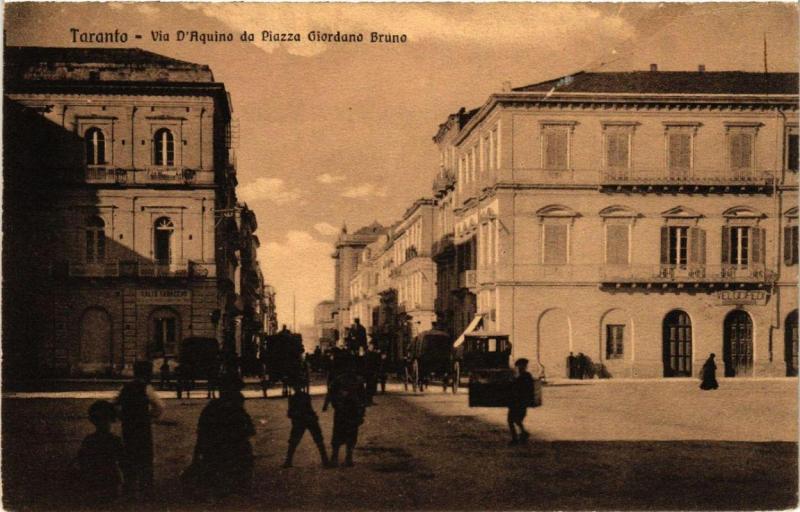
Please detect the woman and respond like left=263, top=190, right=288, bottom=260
left=700, top=353, right=719, bottom=390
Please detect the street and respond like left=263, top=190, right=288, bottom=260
left=2, top=380, right=797, bottom=511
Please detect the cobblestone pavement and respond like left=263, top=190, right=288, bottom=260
left=2, top=380, right=797, bottom=511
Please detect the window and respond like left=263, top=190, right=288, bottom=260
left=785, top=225, right=798, bottom=266
left=154, top=217, right=174, bottom=265
left=543, top=224, right=568, bottom=264
left=722, top=226, right=765, bottom=267
left=667, top=132, right=692, bottom=174
left=605, top=131, right=630, bottom=170
left=543, top=127, right=569, bottom=170
left=605, top=224, right=629, bottom=265
left=85, top=216, right=106, bottom=263
left=729, top=131, right=754, bottom=174
left=660, top=226, right=706, bottom=268
left=606, top=325, right=624, bottom=359
left=787, top=129, right=799, bottom=172
left=153, top=128, right=174, bottom=166
left=85, top=128, right=106, bottom=165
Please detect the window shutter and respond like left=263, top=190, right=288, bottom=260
left=698, top=228, right=706, bottom=265
left=544, top=224, right=567, bottom=264
left=688, top=227, right=699, bottom=265
left=660, top=226, right=669, bottom=264
left=721, top=226, right=730, bottom=264
left=751, top=227, right=765, bottom=265
left=606, top=224, right=629, bottom=265
left=669, top=133, right=691, bottom=170
left=784, top=226, right=793, bottom=265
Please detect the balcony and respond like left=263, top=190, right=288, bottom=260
left=458, top=270, right=477, bottom=290
left=53, top=259, right=217, bottom=279
left=600, top=264, right=776, bottom=289
left=432, top=234, right=455, bottom=258
left=62, top=260, right=120, bottom=277
left=138, top=261, right=190, bottom=278
left=599, top=168, right=775, bottom=193
left=85, top=166, right=128, bottom=184
left=73, top=166, right=215, bottom=186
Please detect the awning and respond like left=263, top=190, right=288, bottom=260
left=453, top=315, right=482, bottom=348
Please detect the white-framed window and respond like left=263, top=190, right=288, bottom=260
left=154, top=216, right=174, bottom=265
left=606, top=324, right=624, bottom=359
left=722, top=225, right=765, bottom=267
left=660, top=225, right=706, bottom=268
left=85, top=215, right=106, bottom=263
left=84, top=127, right=106, bottom=165
left=153, top=128, right=175, bottom=166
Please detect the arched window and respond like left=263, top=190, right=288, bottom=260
left=85, top=128, right=106, bottom=165
left=153, top=128, right=174, bottom=166
left=154, top=217, right=174, bottom=265
left=86, top=216, right=106, bottom=263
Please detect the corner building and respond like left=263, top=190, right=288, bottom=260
left=3, top=47, right=243, bottom=377
left=432, top=70, right=799, bottom=379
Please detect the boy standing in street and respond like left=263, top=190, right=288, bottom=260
left=116, top=361, right=164, bottom=495
left=76, top=400, right=125, bottom=504
left=282, top=383, right=329, bottom=468
left=508, top=358, right=534, bottom=445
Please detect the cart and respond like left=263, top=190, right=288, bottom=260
left=405, top=329, right=455, bottom=393
left=259, top=330, right=309, bottom=397
left=176, top=337, right=221, bottom=399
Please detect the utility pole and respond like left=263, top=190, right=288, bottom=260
left=292, top=293, right=297, bottom=332
left=763, top=32, right=768, bottom=74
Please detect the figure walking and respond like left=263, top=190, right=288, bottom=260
left=76, top=400, right=125, bottom=505
left=508, top=358, right=535, bottom=445
left=323, top=354, right=367, bottom=467
left=282, top=383, right=330, bottom=468
left=700, top=353, right=719, bottom=390
left=115, top=361, right=164, bottom=496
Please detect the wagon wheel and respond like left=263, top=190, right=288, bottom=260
left=412, top=359, right=420, bottom=393
left=452, top=360, right=461, bottom=394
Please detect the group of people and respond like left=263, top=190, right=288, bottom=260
left=75, top=349, right=374, bottom=505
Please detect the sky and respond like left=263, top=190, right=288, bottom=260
left=5, top=2, right=798, bottom=328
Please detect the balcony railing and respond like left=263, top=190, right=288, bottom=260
left=600, top=169, right=775, bottom=188
left=53, top=259, right=216, bottom=278
left=65, top=260, right=120, bottom=277
left=599, top=264, right=775, bottom=285
left=74, top=166, right=214, bottom=185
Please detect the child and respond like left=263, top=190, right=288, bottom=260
left=508, top=358, right=534, bottom=445
left=283, top=383, right=329, bottom=468
left=77, top=400, right=125, bottom=504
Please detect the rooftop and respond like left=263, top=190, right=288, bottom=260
left=512, top=70, right=799, bottom=95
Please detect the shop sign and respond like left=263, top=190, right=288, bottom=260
left=136, top=289, right=192, bottom=305
left=716, top=290, right=767, bottom=306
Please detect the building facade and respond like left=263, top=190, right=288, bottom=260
left=432, top=69, right=798, bottom=379
left=313, top=300, right=337, bottom=351
left=3, top=47, right=260, bottom=377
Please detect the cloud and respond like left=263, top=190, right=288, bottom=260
left=317, top=173, right=345, bottom=184
left=314, top=222, right=340, bottom=236
left=341, top=183, right=388, bottom=199
left=237, top=177, right=303, bottom=205
left=260, top=231, right=334, bottom=330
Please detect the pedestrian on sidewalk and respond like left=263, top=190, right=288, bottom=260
left=115, top=361, right=164, bottom=496
left=508, top=358, right=534, bottom=445
left=700, top=353, right=719, bottom=390
left=282, top=382, right=329, bottom=468
left=323, top=353, right=367, bottom=467
left=76, top=400, right=125, bottom=505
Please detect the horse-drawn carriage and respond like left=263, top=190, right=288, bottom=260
left=259, top=330, right=309, bottom=397
left=404, top=329, right=455, bottom=392
left=176, top=337, right=222, bottom=399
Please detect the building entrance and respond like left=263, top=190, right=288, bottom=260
left=150, top=308, right=180, bottom=358
left=80, top=308, right=112, bottom=372
left=786, top=310, right=798, bottom=377
left=723, top=310, right=753, bottom=377
left=663, top=310, right=692, bottom=377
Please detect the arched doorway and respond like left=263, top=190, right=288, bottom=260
left=723, top=310, right=753, bottom=377
left=663, top=310, right=692, bottom=377
left=80, top=308, right=112, bottom=372
left=786, top=310, right=798, bottom=377
left=149, top=308, right=181, bottom=358
left=537, top=308, right=571, bottom=379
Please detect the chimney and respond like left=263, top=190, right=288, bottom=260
left=698, top=64, right=706, bottom=72
left=649, top=63, right=658, bottom=72
left=502, top=80, right=512, bottom=92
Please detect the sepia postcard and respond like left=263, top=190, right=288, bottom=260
left=2, top=2, right=798, bottom=510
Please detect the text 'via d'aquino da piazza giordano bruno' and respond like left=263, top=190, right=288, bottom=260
left=70, top=28, right=409, bottom=44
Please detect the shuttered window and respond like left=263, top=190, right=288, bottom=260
left=785, top=226, right=799, bottom=266
left=606, top=132, right=630, bottom=169
left=543, top=224, right=568, bottom=264
left=722, top=226, right=765, bottom=267
left=668, top=133, right=692, bottom=172
left=788, top=133, right=799, bottom=172
left=544, top=128, right=569, bottom=170
left=606, top=325, right=624, bottom=359
left=730, top=132, right=754, bottom=172
left=606, top=224, right=629, bottom=265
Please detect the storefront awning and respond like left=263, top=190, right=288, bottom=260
left=453, top=315, right=482, bottom=348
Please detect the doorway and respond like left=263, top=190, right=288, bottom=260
left=723, top=310, right=753, bottom=377
left=663, top=310, right=692, bottom=377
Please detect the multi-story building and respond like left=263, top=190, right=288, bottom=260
left=3, top=47, right=249, bottom=377
left=433, top=68, right=798, bottom=379
left=331, top=221, right=385, bottom=337
left=313, top=300, right=337, bottom=351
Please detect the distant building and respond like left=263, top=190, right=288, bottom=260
left=3, top=46, right=257, bottom=377
left=432, top=68, right=798, bottom=379
left=313, top=300, right=336, bottom=351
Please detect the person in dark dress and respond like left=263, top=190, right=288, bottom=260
left=323, top=354, right=367, bottom=467
left=115, top=361, right=164, bottom=496
left=567, top=352, right=577, bottom=379
left=508, top=358, right=535, bottom=445
left=192, top=375, right=255, bottom=497
left=282, top=384, right=329, bottom=468
left=363, top=343, right=381, bottom=405
left=700, top=353, right=719, bottom=390
left=76, top=400, right=125, bottom=505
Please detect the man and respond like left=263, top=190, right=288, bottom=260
left=507, top=358, right=535, bottom=445
left=282, top=383, right=329, bottom=468
left=362, top=343, right=381, bottom=405
left=322, top=354, right=367, bottom=467
left=350, top=318, right=368, bottom=354
left=115, top=361, right=164, bottom=495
